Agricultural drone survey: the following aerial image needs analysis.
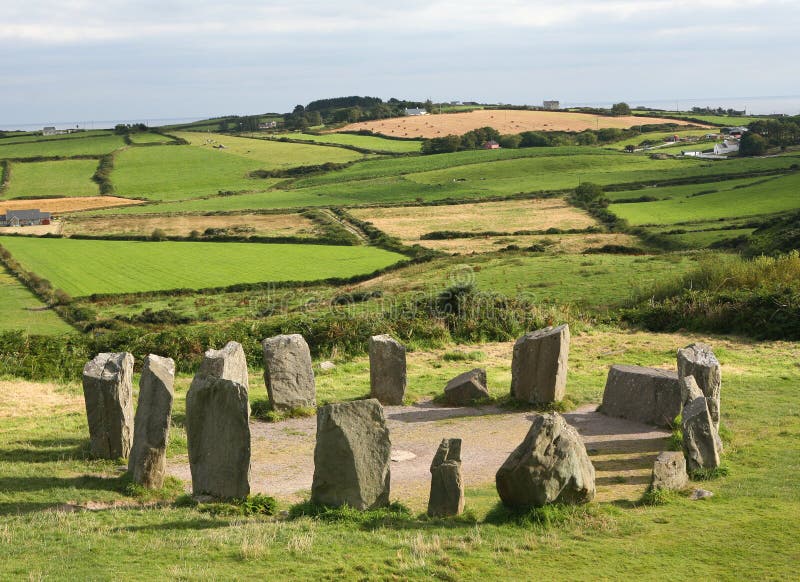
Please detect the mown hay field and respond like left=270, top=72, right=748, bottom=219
left=419, top=232, right=640, bottom=255
left=0, top=268, right=73, bottom=334
left=3, top=159, right=99, bottom=199
left=0, top=135, right=125, bottom=159
left=0, top=236, right=405, bottom=296
left=0, top=196, right=143, bottom=214
left=336, top=109, right=701, bottom=138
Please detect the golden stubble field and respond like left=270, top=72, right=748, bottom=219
left=0, top=196, right=144, bottom=214
left=336, top=109, right=700, bottom=138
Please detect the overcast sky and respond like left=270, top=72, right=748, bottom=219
left=2, top=0, right=799, bottom=125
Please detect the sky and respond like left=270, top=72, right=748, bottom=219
left=2, top=0, right=799, bottom=126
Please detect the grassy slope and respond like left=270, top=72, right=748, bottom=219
left=610, top=129, right=714, bottom=149
left=0, top=130, right=113, bottom=145
left=0, top=237, right=405, bottom=296
left=3, top=159, right=99, bottom=199
left=610, top=172, right=800, bottom=225
left=273, top=132, right=423, bottom=152
left=0, top=135, right=125, bottom=159
left=0, top=267, right=73, bottom=334
left=0, top=331, right=796, bottom=578
left=126, top=132, right=174, bottom=144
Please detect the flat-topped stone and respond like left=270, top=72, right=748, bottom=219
left=444, top=368, right=489, bottom=406
left=599, top=364, right=681, bottom=428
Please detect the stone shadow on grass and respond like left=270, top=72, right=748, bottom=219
left=0, top=475, right=124, bottom=494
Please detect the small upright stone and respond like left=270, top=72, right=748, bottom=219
left=129, top=355, right=175, bottom=489
left=186, top=342, right=251, bottom=498
left=82, top=352, right=134, bottom=459
left=369, top=334, right=407, bottom=405
left=682, top=390, right=720, bottom=473
left=510, top=324, right=570, bottom=403
left=650, top=451, right=689, bottom=491
left=444, top=368, right=489, bottom=406
left=427, top=438, right=465, bottom=517
left=262, top=334, right=316, bottom=410
left=600, top=365, right=682, bottom=428
left=677, top=343, right=721, bottom=428
left=311, top=399, right=391, bottom=510
left=496, top=412, right=595, bottom=508
left=681, top=375, right=723, bottom=453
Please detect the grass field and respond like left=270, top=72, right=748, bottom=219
left=0, top=237, right=404, bottom=296
left=610, top=129, right=714, bottom=149
left=127, top=132, right=175, bottom=144
left=632, top=111, right=762, bottom=126
left=419, top=232, right=640, bottom=254
left=0, top=196, right=143, bottom=214
left=3, top=159, right=99, bottom=199
left=0, top=130, right=112, bottom=145
left=272, top=132, right=423, bottom=152
left=0, top=135, right=125, bottom=159
left=609, top=172, right=800, bottom=226
left=0, top=268, right=73, bottom=334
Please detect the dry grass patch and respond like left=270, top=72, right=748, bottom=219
left=0, top=197, right=144, bottom=214
left=0, top=380, right=82, bottom=418
left=421, top=233, right=640, bottom=255
left=336, top=109, right=700, bottom=138
left=63, top=213, right=321, bottom=238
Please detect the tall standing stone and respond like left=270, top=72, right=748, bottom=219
left=186, top=342, right=251, bottom=498
left=682, top=388, right=720, bottom=473
left=262, top=334, right=316, bottom=410
left=369, top=335, right=406, bottom=405
left=311, top=399, right=391, bottom=510
left=496, top=412, right=595, bottom=507
left=510, top=324, right=570, bottom=403
left=82, top=352, right=134, bottom=459
left=129, top=355, right=175, bottom=489
left=600, top=365, right=682, bottom=428
left=677, top=343, right=721, bottom=428
left=427, top=438, right=465, bottom=517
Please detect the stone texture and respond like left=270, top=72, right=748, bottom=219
left=650, top=451, right=689, bottom=491
left=369, top=335, right=406, bottom=405
left=262, top=334, right=316, bottom=410
left=128, top=355, right=175, bottom=489
left=682, top=390, right=721, bottom=473
left=510, top=324, right=570, bottom=403
left=311, top=399, right=391, bottom=510
left=599, top=364, right=682, bottom=428
left=682, top=375, right=723, bottom=453
left=496, top=412, right=595, bottom=507
left=186, top=342, right=251, bottom=498
left=427, top=438, right=465, bottom=517
left=690, top=488, right=714, bottom=500
left=82, top=352, right=134, bottom=459
left=677, top=343, right=721, bottom=428
left=443, top=368, right=489, bottom=406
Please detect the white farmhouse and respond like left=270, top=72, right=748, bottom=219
left=404, top=108, right=428, bottom=116
left=714, top=140, right=740, bottom=156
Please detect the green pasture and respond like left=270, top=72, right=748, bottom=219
left=127, top=132, right=174, bottom=144
left=0, top=237, right=405, bottom=296
left=273, top=132, right=423, bottom=153
left=0, top=130, right=112, bottom=145
left=3, top=159, right=99, bottom=199
left=0, top=135, right=125, bottom=159
left=632, top=111, right=763, bottom=126
left=0, top=268, right=73, bottom=334
left=610, top=129, right=714, bottom=149
left=662, top=228, right=755, bottom=248
left=609, top=172, right=800, bottom=225
left=604, top=176, right=765, bottom=201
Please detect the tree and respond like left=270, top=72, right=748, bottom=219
left=611, top=102, right=631, bottom=116
left=498, top=134, right=522, bottom=149
left=575, top=131, right=598, bottom=145
left=573, top=182, right=605, bottom=204
left=739, top=133, right=767, bottom=156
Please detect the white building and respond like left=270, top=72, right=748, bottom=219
left=404, top=108, right=428, bottom=116
left=714, top=140, right=740, bottom=156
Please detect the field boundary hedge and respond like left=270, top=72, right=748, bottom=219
left=0, top=160, right=9, bottom=194
left=91, top=153, right=115, bottom=195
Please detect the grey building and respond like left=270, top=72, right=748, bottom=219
left=0, top=209, right=52, bottom=227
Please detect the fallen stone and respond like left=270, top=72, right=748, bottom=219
left=82, top=352, right=135, bottom=459
left=319, top=361, right=336, bottom=372
left=600, top=364, right=681, bottom=428
left=677, top=343, right=721, bottom=428
left=689, top=488, right=714, bottom=500
left=682, top=391, right=720, bottom=473
left=262, top=334, right=316, bottom=410
left=391, top=450, right=417, bottom=462
left=427, top=438, right=465, bottom=517
left=510, top=324, right=570, bottom=403
left=443, top=368, right=489, bottom=406
left=496, top=412, right=595, bottom=507
left=650, top=451, right=689, bottom=491
left=186, top=342, right=251, bottom=498
left=311, top=399, right=391, bottom=510
left=128, top=355, right=176, bottom=489
left=369, top=335, right=407, bottom=405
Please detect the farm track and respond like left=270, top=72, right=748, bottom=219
left=318, top=208, right=370, bottom=243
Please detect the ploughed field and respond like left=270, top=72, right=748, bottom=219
left=0, top=237, right=405, bottom=296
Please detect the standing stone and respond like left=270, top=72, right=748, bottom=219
left=681, top=375, right=723, bottom=453
left=444, top=368, right=489, bottom=406
left=650, top=451, right=689, bottom=491
left=186, top=342, right=251, bottom=498
left=510, top=324, right=570, bottom=404
left=311, top=399, right=391, bottom=510
left=682, top=390, right=720, bottom=473
left=677, top=343, right=721, bottom=428
left=496, top=412, right=595, bottom=507
left=599, top=365, right=682, bottom=428
left=128, top=355, right=175, bottom=489
left=82, top=352, right=134, bottom=459
left=262, top=334, right=316, bottom=410
left=427, top=438, right=465, bottom=517
left=369, top=335, right=406, bottom=405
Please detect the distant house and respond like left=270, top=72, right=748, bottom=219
left=0, top=209, right=52, bottom=227
left=542, top=100, right=560, bottom=110
left=404, top=108, right=428, bottom=116
left=483, top=140, right=500, bottom=150
left=258, top=121, right=277, bottom=129
left=714, top=140, right=740, bottom=155
left=42, top=127, right=57, bottom=136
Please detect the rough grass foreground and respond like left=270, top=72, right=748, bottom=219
left=0, top=330, right=798, bottom=578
